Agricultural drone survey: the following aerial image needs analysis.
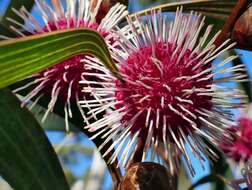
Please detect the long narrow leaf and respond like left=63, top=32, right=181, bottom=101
left=0, top=28, right=118, bottom=88
left=130, top=0, right=236, bottom=20
left=0, top=28, right=122, bottom=181
left=0, top=89, right=69, bottom=190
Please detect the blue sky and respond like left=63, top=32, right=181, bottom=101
left=1, top=0, right=252, bottom=189
left=0, top=0, right=9, bottom=15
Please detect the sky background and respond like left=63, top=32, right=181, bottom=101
left=1, top=0, right=252, bottom=189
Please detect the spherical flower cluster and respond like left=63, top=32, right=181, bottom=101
left=10, top=0, right=127, bottom=130
left=80, top=9, right=247, bottom=174
left=220, top=117, right=252, bottom=162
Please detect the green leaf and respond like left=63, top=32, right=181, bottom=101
left=0, top=88, right=69, bottom=190
left=0, top=28, right=119, bottom=89
left=1, top=28, right=121, bottom=178
left=131, top=0, right=236, bottom=20
left=188, top=174, right=226, bottom=190
left=1, top=0, right=35, bottom=27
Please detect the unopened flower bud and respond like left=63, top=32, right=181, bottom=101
left=232, top=5, right=252, bottom=48
left=117, top=162, right=176, bottom=190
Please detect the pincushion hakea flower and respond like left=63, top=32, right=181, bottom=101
left=80, top=8, right=247, bottom=175
left=7, top=0, right=128, bottom=130
left=220, top=117, right=252, bottom=163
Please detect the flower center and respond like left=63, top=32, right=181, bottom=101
left=115, top=42, right=213, bottom=138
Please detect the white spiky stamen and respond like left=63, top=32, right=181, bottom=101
left=9, top=0, right=128, bottom=131
left=79, top=8, right=247, bottom=175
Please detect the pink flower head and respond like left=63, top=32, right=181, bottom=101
left=220, top=117, right=252, bottom=162
left=10, top=0, right=128, bottom=130
left=80, top=9, right=246, bottom=175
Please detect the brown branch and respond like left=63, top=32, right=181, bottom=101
left=214, top=0, right=248, bottom=46
left=128, top=136, right=146, bottom=168
left=104, top=152, right=122, bottom=188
